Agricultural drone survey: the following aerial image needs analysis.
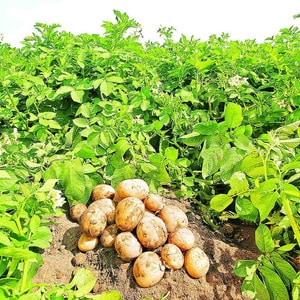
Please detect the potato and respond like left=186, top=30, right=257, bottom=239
left=143, top=193, right=165, bottom=212
left=78, top=232, right=99, bottom=252
left=88, top=198, right=116, bottom=224
left=157, top=205, right=188, bottom=233
left=136, top=214, right=168, bottom=249
left=91, top=184, right=115, bottom=201
left=69, top=203, right=87, bottom=223
left=184, top=247, right=210, bottom=279
left=161, top=243, right=184, bottom=270
left=115, top=197, right=145, bottom=231
left=100, top=224, right=118, bottom=248
left=79, top=206, right=107, bottom=237
left=116, top=178, right=149, bottom=200
left=133, top=251, right=165, bottom=287
left=114, top=232, right=142, bottom=261
left=168, top=228, right=195, bottom=251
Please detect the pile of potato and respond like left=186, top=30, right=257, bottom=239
left=69, top=178, right=210, bottom=287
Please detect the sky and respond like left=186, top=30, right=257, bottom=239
left=1, top=0, right=300, bottom=47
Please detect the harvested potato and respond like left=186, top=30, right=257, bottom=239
left=133, top=251, right=165, bottom=287
left=157, top=205, right=188, bottom=233
left=100, top=224, right=118, bottom=247
left=136, top=214, right=168, bottom=249
left=114, top=232, right=142, bottom=261
left=143, top=193, right=165, bottom=212
left=88, top=198, right=116, bottom=224
left=115, top=197, right=145, bottom=231
left=116, top=178, right=149, bottom=200
left=78, top=232, right=99, bottom=252
left=91, top=184, right=115, bottom=201
left=161, top=243, right=184, bottom=270
left=168, top=228, right=195, bottom=251
left=184, top=247, right=210, bottom=279
left=79, top=207, right=107, bottom=237
left=69, top=203, right=87, bottom=223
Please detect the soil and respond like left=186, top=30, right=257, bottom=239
left=33, top=198, right=259, bottom=300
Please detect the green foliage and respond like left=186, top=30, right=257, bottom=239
left=1, top=9, right=300, bottom=299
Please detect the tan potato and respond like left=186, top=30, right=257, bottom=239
left=116, top=178, right=149, bottom=200
left=157, top=205, right=188, bottom=233
left=161, top=243, right=184, bottom=270
left=136, top=214, right=168, bottom=249
left=115, top=197, right=145, bottom=231
left=133, top=251, right=165, bottom=287
left=78, top=232, right=99, bottom=252
left=69, top=203, right=87, bottom=223
left=79, top=206, right=107, bottom=237
left=100, top=224, right=118, bottom=247
left=88, top=198, right=116, bottom=224
left=184, top=247, right=210, bottom=279
left=91, top=184, right=115, bottom=201
left=143, top=193, right=165, bottom=212
left=114, top=232, right=142, bottom=261
left=168, top=228, right=195, bottom=251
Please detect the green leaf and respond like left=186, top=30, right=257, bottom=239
left=229, top=171, right=249, bottom=193
left=73, top=118, right=89, bottom=128
left=29, top=215, right=40, bottom=234
left=95, top=290, right=122, bottom=300
left=73, top=141, right=95, bottom=159
left=241, top=273, right=270, bottom=300
left=178, top=132, right=203, bottom=146
left=210, top=194, right=233, bottom=212
left=258, top=265, right=289, bottom=300
left=0, top=247, right=37, bottom=261
left=71, top=90, right=85, bottom=103
left=255, top=192, right=278, bottom=222
left=233, top=260, right=257, bottom=277
left=30, top=226, right=52, bottom=249
left=235, top=197, right=258, bottom=222
left=0, top=170, right=18, bottom=191
left=201, top=144, right=224, bottom=179
left=255, top=224, right=275, bottom=253
left=55, top=85, right=73, bottom=96
left=165, top=147, right=178, bottom=161
left=0, top=232, right=11, bottom=246
left=225, top=102, right=243, bottom=128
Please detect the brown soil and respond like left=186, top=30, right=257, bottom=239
left=33, top=198, right=259, bottom=300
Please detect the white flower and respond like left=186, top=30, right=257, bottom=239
left=47, top=189, right=65, bottom=211
left=228, top=75, right=248, bottom=87
left=13, top=128, right=18, bottom=142
left=278, top=100, right=286, bottom=108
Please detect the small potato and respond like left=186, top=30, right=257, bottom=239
left=168, top=228, right=195, bottom=251
left=100, top=224, right=118, bottom=247
left=115, top=197, right=145, bottom=231
left=78, top=232, right=99, bottom=252
left=79, top=207, right=107, bottom=237
left=91, top=184, right=115, bottom=201
left=116, top=178, right=149, bottom=200
left=88, top=198, right=116, bottom=224
left=114, top=232, right=142, bottom=261
left=69, top=203, right=87, bottom=223
left=136, top=214, right=168, bottom=249
left=157, top=205, right=188, bottom=233
left=161, top=243, right=184, bottom=270
left=133, top=251, right=165, bottom=287
left=184, top=247, right=210, bottom=279
left=143, top=193, right=165, bottom=212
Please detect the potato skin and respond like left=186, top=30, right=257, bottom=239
left=69, top=203, right=87, bottom=223
left=115, top=197, right=145, bottom=231
left=143, top=193, right=165, bottom=212
left=79, top=207, right=107, bottom=237
left=133, top=252, right=165, bottom=287
left=88, top=198, right=116, bottom=224
left=78, top=232, right=99, bottom=252
left=116, top=179, right=149, bottom=200
left=100, top=224, right=118, bottom=247
left=184, top=247, right=210, bottom=278
left=91, top=184, right=115, bottom=201
left=136, top=214, right=168, bottom=249
left=157, top=205, right=188, bottom=233
left=114, top=232, right=142, bottom=261
left=161, top=243, right=184, bottom=270
left=168, top=228, right=195, bottom=251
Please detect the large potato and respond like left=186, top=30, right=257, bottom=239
left=161, top=243, right=184, bottom=270
left=143, top=193, right=165, bottom=212
left=78, top=232, right=99, bottom=252
left=79, top=206, right=107, bottom=237
left=184, top=247, right=210, bottom=279
left=91, top=184, right=115, bottom=201
left=116, top=178, right=149, bottom=200
left=69, top=203, right=87, bottom=223
left=100, top=224, right=118, bottom=248
left=157, top=205, right=188, bottom=233
left=114, top=232, right=142, bottom=261
left=168, top=228, right=195, bottom=251
left=133, top=251, right=165, bottom=287
left=88, top=198, right=116, bottom=224
left=115, top=197, right=145, bottom=231
left=136, top=214, right=168, bottom=249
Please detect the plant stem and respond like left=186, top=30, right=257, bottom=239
left=20, top=259, right=29, bottom=293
